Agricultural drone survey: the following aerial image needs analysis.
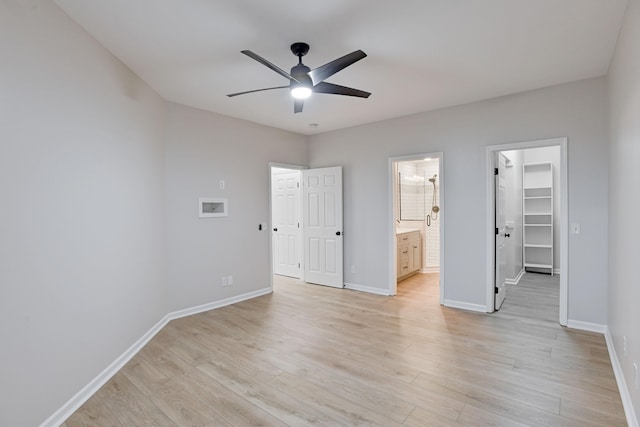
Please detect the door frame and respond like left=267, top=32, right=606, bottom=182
left=269, top=162, right=306, bottom=291
left=388, top=152, right=445, bottom=302
left=485, top=138, right=568, bottom=325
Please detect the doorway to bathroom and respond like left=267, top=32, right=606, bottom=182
left=486, top=138, right=568, bottom=325
left=388, top=153, right=444, bottom=302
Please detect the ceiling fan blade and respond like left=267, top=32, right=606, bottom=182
left=294, top=98, right=304, bottom=114
left=313, top=82, right=371, bottom=98
left=227, top=85, right=289, bottom=97
left=308, top=50, right=367, bottom=85
left=241, top=50, right=299, bottom=83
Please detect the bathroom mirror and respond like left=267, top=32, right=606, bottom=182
left=398, top=172, right=426, bottom=220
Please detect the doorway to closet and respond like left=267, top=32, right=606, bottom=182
left=487, top=138, right=567, bottom=325
left=389, top=153, right=444, bottom=303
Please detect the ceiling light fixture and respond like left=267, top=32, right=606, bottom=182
left=291, top=86, right=312, bottom=99
left=228, top=42, right=370, bottom=113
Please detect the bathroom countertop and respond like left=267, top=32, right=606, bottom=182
left=396, top=227, right=422, bottom=235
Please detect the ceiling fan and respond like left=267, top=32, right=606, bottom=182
left=227, top=42, right=371, bottom=113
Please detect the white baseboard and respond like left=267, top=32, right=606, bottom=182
left=169, top=287, right=272, bottom=320
left=605, top=328, right=639, bottom=427
left=505, top=268, right=525, bottom=285
left=40, top=287, right=272, bottom=427
left=553, top=268, right=561, bottom=275
left=420, top=266, right=440, bottom=274
left=444, top=299, right=487, bottom=313
left=344, top=282, right=391, bottom=296
left=566, top=319, right=607, bottom=334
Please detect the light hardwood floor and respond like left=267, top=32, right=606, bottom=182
left=495, top=272, right=561, bottom=324
left=63, top=273, right=626, bottom=426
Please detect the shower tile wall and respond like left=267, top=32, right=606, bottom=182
left=397, top=159, right=440, bottom=272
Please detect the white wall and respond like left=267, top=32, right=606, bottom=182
left=523, top=146, right=561, bottom=273
left=309, top=77, right=608, bottom=322
left=607, top=0, right=640, bottom=419
left=0, top=3, right=168, bottom=426
left=164, top=104, right=307, bottom=311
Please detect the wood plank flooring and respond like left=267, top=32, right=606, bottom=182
left=496, top=272, right=561, bottom=324
left=63, top=273, right=626, bottom=426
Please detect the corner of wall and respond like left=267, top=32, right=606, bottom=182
left=605, top=328, right=639, bottom=427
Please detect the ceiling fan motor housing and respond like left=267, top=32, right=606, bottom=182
left=290, top=64, right=312, bottom=90
left=290, top=43, right=312, bottom=91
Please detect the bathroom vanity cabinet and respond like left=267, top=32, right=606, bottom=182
left=397, top=230, right=422, bottom=280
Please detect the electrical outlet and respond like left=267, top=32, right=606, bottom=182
left=623, top=336, right=627, bottom=357
left=227, top=276, right=233, bottom=285
left=221, top=276, right=228, bottom=286
left=571, top=223, right=581, bottom=234
left=219, top=179, right=225, bottom=190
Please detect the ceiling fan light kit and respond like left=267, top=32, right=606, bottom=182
left=228, top=42, right=371, bottom=113
left=291, top=86, right=312, bottom=99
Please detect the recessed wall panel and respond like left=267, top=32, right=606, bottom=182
left=309, top=238, right=320, bottom=272
left=325, top=239, right=336, bottom=274
left=308, top=193, right=320, bottom=227
left=325, top=193, right=336, bottom=227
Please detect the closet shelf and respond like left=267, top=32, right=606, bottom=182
left=523, top=162, right=553, bottom=275
left=524, top=262, right=553, bottom=269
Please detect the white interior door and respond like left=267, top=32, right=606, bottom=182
left=272, top=170, right=301, bottom=278
left=302, top=167, right=343, bottom=288
left=495, top=153, right=508, bottom=310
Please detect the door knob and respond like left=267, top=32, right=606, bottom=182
left=273, top=228, right=278, bottom=232
left=336, top=231, right=341, bottom=236
left=505, top=233, right=510, bottom=238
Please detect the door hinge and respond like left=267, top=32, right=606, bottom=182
left=298, top=222, right=300, bottom=228
left=298, top=263, right=300, bottom=268
left=494, top=168, right=499, bottom=175
left=495, top=286, right=499, bottom=294
left=297, top=182, right=300, bottom=188
left=495, top=227, right=499, bottom=235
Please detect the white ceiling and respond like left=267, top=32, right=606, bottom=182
left=54, top=0, right=627, bottom=135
